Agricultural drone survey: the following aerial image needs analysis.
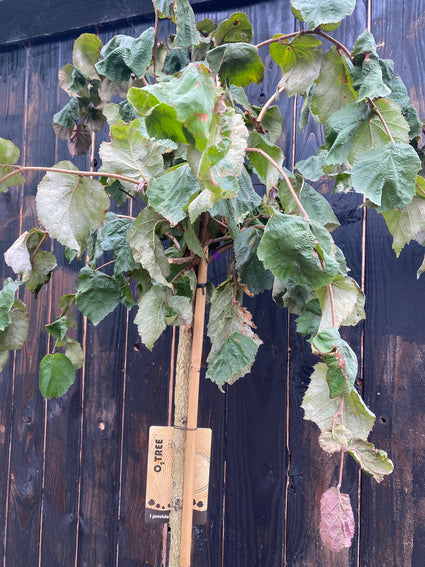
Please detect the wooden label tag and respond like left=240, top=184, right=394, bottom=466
left=145, top=426, right=212, bottom=524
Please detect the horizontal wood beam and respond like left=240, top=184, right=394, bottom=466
left=0, top=0, right=256, bottom=47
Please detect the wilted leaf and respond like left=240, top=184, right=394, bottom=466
left=319, top=422, right=352, bottom=453
left=320, top=487, right=355, bottom=552
left=36, top=161, right=110, bottom=254
left=68, top=123, right=92, bottom=157
left=126, top=207, right=171, bottom=287
left=4, top=232, right=32, bottom=279
left=39, top=353, right=75, bottom=399
left=317, top=274, right=365, bottom=330
left=63, top=337, right=85, bottom=370
left=348, top=438, right=394, bottom=482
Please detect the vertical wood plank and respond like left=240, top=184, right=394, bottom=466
left=38, top=33, right=90, bottom=567
left=285, top=3, right=368, bottom=565
left=0, top=44, right=27, bottom=564
left=4, top=40, right=60, bottom=566
left=361, top=1, right=425, bottom=564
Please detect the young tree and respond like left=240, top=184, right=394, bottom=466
left=1, top=0, right=423, bottom=562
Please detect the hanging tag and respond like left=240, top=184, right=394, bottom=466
left=145, top=426, right=212, bottom=524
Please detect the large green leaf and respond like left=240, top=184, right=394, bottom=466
left=348, top=98, right=410, bottom=164
left=350, top=32, right=391, bottom=100
left=75, top=267, right=122, bottom=325
left=388, top=76, right=422, bottom=139
left=73, top=33, right=102, bottom=80
left=234, top=227, right=273, bottom=294
left=128, top=63, right=215, bottom=151
left=91, top=212, right=136, bottom=274
left=174, top=0, right=201, bottom=48
left=206, top=281, right=262, bottom=389
left=206, top=43, right=265, bottom=88
left=270, top=35, right=322, bottom=98
left=383, top=194, right=425, bottom=256
left=317, top=275, right=365, bottom=331
left=311, top=46, right=357, bottom=123
left=351, top=141, right=421, bottom=212
left=0, top=278, right=22, bottom=331
left=257, top=214, right=339, bottom=291
left=290, top=0, right=356, bottom=29
left=324, top=102, right=369, bottom=165
left=39, top=353, right=75, bottom=399
left=135, top=285, right=192, bottom=350
left=311, top=327, right=358, bottom=397
left=126, top=207, right=171, bottom=287
left=147, top=163, right=200, bottom=225
left=302, top=362, right=375, bottom=439
left=95, top=28, right=155, bottom=81
left=99, top=119, right=165, bottom=192
left=36, top=161, right=110, bottom=254
left=215, top=13, right=253, bottom=45
left=0, top=137, right=25, bottom=193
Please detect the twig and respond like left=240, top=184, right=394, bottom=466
left=205, top=235, right=232, bottom=246
left=368, top=99, right=394, bottom=142
left=95, top=260, right=116, bottom=271
left=0, top=164, right=143, bottom=187
left=152, top=2, right=160, bottom=83
left=416, top=182, right=425, bottom=198
left=256, top=31, right=300, bottom=49
left=257, top=85, right=286, bottom=124
left=165, top=232, right=181, bottom=251
left=209, top=216, right=228, bottom=230
left=207, top=242, right=233, bottom=262
left=168, top=255, right=197, bottom=265
left=245, top=147, right=310, bottom=221
left=314, top=30, right=352, bottom=60
left=337, top=397, right=345, bottom=490
left=116, top=214, right=136, bottom=220
left=327, top=283, right=336, bottom=327
left=30, top=232, right=48, bottom=262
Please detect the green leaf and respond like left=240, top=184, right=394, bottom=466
left=246, top=132, right=283, bottom=189
left=302, top=362, right=375, bottom=439
left=0, top=303, right=29, bottom=351
left=155, top=0, right=174, bottom=18
left=324, top=102, right=369, bottom=165
left=73, top=33, right=102, bottom=80
left=311, top=327, right=358, bottom=397
left=182, top=220, right=205, bottom=259
left=207, top=332, right=259, bottom=389
left=25, top=250, right=57, bottom=297
left=270, top=35, right=322, bottom=98
left=45, top=316, right=68, bottom=341
left=39, top=353, right=75, bottom=399
left=63, top=337, right=85, bottom=370
left=215, top=13, right=253, bottom=45
left=0, top=351, right=10, bottom=373
left=348, top=98, right=410, bottom=164
left=95, top=28, right=155, bottom=81
left=351, top=141, right=421, bottom=212
left=0, top=278, right=22, bottom=331
left=53, top=98, right=80, bottom=133
left=311, top=46, right=357, bottom=123
left=36, top=161, right=110, bottom=254
left=163, top=47, right=190, bottom=75
left=234, top=227, right=274, bottom=294
left=295, top=298, right=321, bottom=337
left=75, top=267, right=122, bottom=325
left=257, top=105, right=283, bottom=144
left=388, top=76, right=422, bottom=139
left=317, top=274, right=365, bottom=331
left=126, top=207, right=171, bottom=287
left=135, top=285, right=192, bottom=350
left=93, top=213, right=136, bottom=274
left=147, top=163, right=200, bottom=225
left=350, top=32, right=391, bottom=100
left=206, top=43, right=265, bottom=88
left=257, top=214, right=339, bottom=291
left=290, top=0, right=356, bottom=29
left=99, top=119, right=165, bottom=192
left=174, top=0, right=201, bottom=48
left=383, top=194, right=425, bottom=257
left=128, top=63, right=216, bottom=151
left=0, top=137, right=25, bottom=193
left=206, top=281, right=261, bottom=389
left=348, top=439, right=394, bottom=482
left=188, top=188, right=214, bottom=223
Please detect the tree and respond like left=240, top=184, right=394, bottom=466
left=0, top=0, right=423, bottom=562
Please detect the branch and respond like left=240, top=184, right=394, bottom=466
left=337, top=397, right=345, bottom=490
left=0, top=164, right=143, bottom=187
left=257, top=85, right=286, bottom=124
left=256, top=30, right=353, bottom=61
left=245, top=147, right=310, bottom=221
left=30, top=232, right=48, bottom=262
left=368, top=99, right=394, bottom=142
left=327, top=283, right=336, bottom=327
left=152, top=1, right=160, bottom=83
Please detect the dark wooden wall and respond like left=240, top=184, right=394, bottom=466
left=0, top=1, right=424, bottom=565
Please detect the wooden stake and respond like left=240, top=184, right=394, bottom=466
left=179, top=255, right=208, bottom=567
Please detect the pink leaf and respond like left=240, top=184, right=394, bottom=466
left=320, top=486, right=355, bottom=552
